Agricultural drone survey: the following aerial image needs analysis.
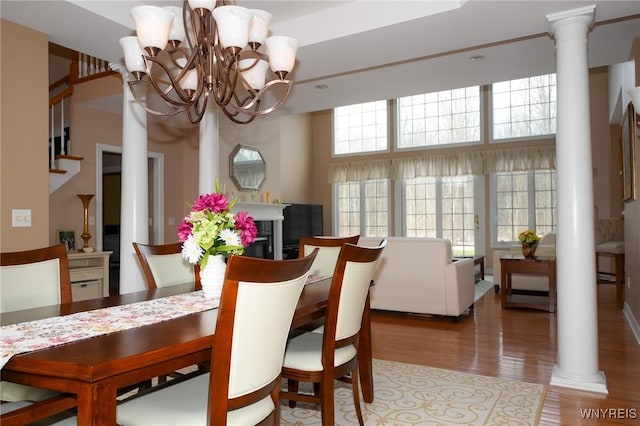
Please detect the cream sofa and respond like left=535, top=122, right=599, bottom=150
left=359, top=237, right=475, bottom=318
left=492, top=232, right=556, bottom=292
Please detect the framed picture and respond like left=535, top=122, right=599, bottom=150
left=622, top=101, right=637, bottom=202
left=58, top=229, right=76, bottom=252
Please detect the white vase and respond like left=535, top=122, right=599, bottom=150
left=200, top=255, right=227, bottom=299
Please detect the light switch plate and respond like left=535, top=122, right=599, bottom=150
left=12, top=209, right=32, bottom=227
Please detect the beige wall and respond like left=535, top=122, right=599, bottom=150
left=49, top=76, right=122, bottom=247
left=1, top=20, right=49, bottom=251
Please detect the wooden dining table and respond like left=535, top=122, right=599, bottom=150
left=0, top=278, right=374, bottom=425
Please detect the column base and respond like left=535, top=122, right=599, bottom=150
left=550, top=364, right=608, bottom=394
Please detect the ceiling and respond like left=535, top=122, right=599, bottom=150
left=2, top=1, right=639, bottom=119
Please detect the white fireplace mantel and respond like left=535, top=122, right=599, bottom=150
left=232, top=202, right=289, bottom=259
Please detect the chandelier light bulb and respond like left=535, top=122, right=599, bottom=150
left=162, top=6, right=186, bottom=47
left=131, top=6, right=173, bottom=55
left=120, top=36, right=146, bottom=79
left=187, top=0, right=216, bottom=12
left=239, top=58, right=269, bottom=90
left=212, top=5, right=252, bottom=52
left=248, top=9, right=272, bottom=50
left=265, top=36, right=299, bottom=77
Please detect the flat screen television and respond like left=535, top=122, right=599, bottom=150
left=282, top=204, right=323, bottom=252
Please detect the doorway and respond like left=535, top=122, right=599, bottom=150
left=97, top=144, right=164, bottom=295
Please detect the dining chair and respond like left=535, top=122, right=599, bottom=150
left=133, top=242, right=200, bottom=290
left=298, top=235, right=360, bottom=277
left=281, top=240, right=386, bottom=426
left=0, top=244, right=75, bottom=420
left=51, top=250, right=318, bottom=426
left=132, top=241, right=202, bottom=385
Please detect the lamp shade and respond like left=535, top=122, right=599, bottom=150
left=239, top=58, right=269, bottom=90
left=187, top=0, right=215, bottom=12
left=249, top=9, right=272, bottom=46
left=131, top=6, right=173, bottom=52
left=120, top=36, right=146, bottom=74
left=162, top=6, right=186, bottom=44
left=629, top=86, right=640, bottom=111
left=265, top=36, right=299, bottom=74
left=212, top=6, right=252, bottom=51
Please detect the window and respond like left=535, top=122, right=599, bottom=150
left=492, top=73, right=556, bottom=140
left=403, top=175, right=479, bottom=256
left=335, top=179, right=389, bottom=237
left=397, top=86, right=480, bottom=148
left=492, top=170, right=557, bottom=245
left=333, top=101, right=388, bottom=155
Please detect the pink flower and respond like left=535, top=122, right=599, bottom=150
left=192, top=193, right=229, bottom=213
left=234, top=211, right=258, bottom=246
left=177, top=220, right=193, bottom=242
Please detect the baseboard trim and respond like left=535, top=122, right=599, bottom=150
left=623, top=303, right=640, bottom=345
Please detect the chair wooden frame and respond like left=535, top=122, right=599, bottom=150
left=0, top=244, right=75, bottom=424
left=132, top=242, right=200, bottom=290
left=0, top=244, right=72, bottom=307
left=298, top=235, right=360, bottom=277
left=105, top=251, right=319, bottom=426
left=0, top=394, right=77, bottom=426
left=281, top=240, right=386, bottom=426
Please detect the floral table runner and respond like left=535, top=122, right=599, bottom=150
left=0, top=291, right=219, bottom=370
left=0, top=275, right=330, bottom=370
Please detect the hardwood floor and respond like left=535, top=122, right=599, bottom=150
left=370, top=282, right=640, bottom=425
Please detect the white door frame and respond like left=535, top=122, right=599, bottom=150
left=95, top=143, right=164, bottom=250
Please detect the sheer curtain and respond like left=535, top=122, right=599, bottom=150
left=328, top=145, right=555, bottom=183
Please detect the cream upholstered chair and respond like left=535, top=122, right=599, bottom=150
left=133, top=242, right=200, bottom=290
left=52, top=251, right=318, bottom=426
left=133, top=242, right=203, bottom=384
left=595, top=218, right=625, bottom=308
left=0, top=244, right=72, bottom=313
left=281, top=240, right=386, bottom=426
left=298, top=235, right=360, bottom=277
left=0, top=245, right=74, bottom=417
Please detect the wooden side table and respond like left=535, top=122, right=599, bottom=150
left=500, top=255, right=556, bottom=312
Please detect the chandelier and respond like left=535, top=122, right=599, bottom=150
left=119, top=0, right=299, bottom=124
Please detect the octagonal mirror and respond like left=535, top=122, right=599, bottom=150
left=229, top=144, right=266, bottom=191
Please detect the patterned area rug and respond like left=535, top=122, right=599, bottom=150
left=280, top=359, right=546, bottom=425
left=474, top=280, right=495, bottom=303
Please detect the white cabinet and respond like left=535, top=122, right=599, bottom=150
left=67, top=251, right=112, bottom=301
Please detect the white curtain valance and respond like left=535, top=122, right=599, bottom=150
left=328, top=159, right=391, bottom=183
left=392, top=152, right=484, bottom=179
left=484, top=145, right=556, bottom=173
left=328, top=145, right=556, bottom=183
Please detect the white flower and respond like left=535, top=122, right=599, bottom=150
left=182, top=235, right=204, bottom=264
left=218, top=229, right=241, bottom=247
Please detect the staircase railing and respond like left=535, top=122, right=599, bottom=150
left=49, top=51, right=116, bottom=191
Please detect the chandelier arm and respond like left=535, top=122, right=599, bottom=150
left=144, top=53, right=212, bottom=107
left=221, top=104, right=258, bottom=125
left=228, top=79, right=294, bottom=117
left=125, top=0, right=294, bottom=124
left=127, top=80, right=190, bottom=116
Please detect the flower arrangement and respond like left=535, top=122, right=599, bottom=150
left=177, top=180, right=258, bottom=269
left=518, top=229, right=541, bottom=246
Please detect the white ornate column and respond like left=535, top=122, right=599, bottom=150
left=111, top=64, right=149, bottom=294
left=199, top=103, right=219, bottom=194
left=547, top=5, right=607, bottom=394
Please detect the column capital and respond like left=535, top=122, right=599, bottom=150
left=547, top=5, right=595, bottom=36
